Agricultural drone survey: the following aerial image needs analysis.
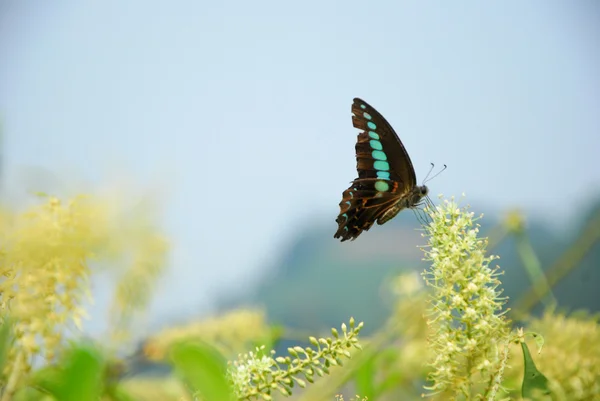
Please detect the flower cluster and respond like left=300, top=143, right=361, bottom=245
left=421, top=197, right=510, bottom=395
left=0, top=197, right=103, bottom=369
left=228, top=318, right=363, bottom=400
left=0, top=194, right=168, bottom=390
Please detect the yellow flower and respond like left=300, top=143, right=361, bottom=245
left=0, top=194, right=168, bottom=387
left=421, top=197, right=511, bottom=396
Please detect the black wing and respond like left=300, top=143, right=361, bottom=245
left=351, top=98, right=416, bottom=189
left=334, top=98, right=418, bottom=241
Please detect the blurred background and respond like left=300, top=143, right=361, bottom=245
left=1, top=1, right=599, bottom=344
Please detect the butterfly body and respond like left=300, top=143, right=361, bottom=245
left=334, top=98, right=427, bottom=242
left=377, top=185, right=428, bottom=224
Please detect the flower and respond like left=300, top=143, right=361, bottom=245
left=421, top=196, right=510, bottom=396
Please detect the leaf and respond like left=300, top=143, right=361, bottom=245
left=29, top=365, right=64, bottom=396
left=354, top=354, right=376, bottom=400
left=170, top=341, right=234, bottom=401
left=104, top=385, right=137, bottom=401
left=531, top=332, right=545, bottom=352
left=521, top=341, right=551, bottom=398
left=34, top=345, right=105, bottom=401
left=58, top=346, right=105, bottom=401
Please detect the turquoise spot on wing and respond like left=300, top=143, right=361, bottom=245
left=367, top=121, right=377, bottom=130
left=375, top=181, right=390, bottom=192
left=369, top=140, right=383, bottom=150
left=368, top=131, right=379, bottom=140
left=349, top=191, right=354, bottom=198
left=345, top=201, right=351, bottom=207
left=344, top=226, right=349, bottom=231
left=360, top=104, right=366, bottom=109
left=374, top=160, right=390, bottom=171
left=372, top=150, right=387, bottom=161
left=363, top=112, right=372, bottom=120
left=342, top=213, right=348, bottom=220
left=377, top=171, right=390, bottom=179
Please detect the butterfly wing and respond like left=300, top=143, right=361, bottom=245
left=334, top=179, right=406, bottom=241
left=351, top=98, right=417, bottom=188
left=334, top=98, right=418, bottom=241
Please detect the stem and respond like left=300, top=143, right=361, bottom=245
left=1, top=349, right=24, bottom=401
left=515, top=231, right=556, bottom=308
left=512, top=208, right=600, bottom=319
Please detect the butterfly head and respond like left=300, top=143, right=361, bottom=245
left=410, top=185, right=429, bottom=207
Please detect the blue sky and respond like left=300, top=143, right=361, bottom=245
left=1, top=1, right=599, bottom=336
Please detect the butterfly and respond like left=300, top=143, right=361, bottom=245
left=334, top=98, right=429, bottom=242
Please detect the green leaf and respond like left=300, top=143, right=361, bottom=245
left=531, top=332, right=545, bottom=352
left=57, top=346, right=104, bottom=401
left=354, top=355, right=376, bottom=400
left=104, top=384, right=137, bottom=401
left=35, top=345, right=105, bottom=401
left=170, top=341, right=234, bottom=401
left=521, top=341, right=551, bottom=398
left=29, top=365, right=64, bottom=396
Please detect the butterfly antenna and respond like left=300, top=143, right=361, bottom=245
left=423, top=164, right=447, bottom=184
left=422, top=163, right=436, bottom=182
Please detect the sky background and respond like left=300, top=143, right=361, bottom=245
left=1, top=1, right=599, bottom=337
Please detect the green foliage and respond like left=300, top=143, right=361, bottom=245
left=171, top=341, right=235, bottom=401
left=41, top=346, right=104, bottom=401
left=10, top=343, right=135, bottom=401
left=520, top=340, right=550, bottom=398
left=353, top=354, right=375, bottom=400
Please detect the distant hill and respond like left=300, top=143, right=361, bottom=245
left=225, top=198, right=600, bottom=333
